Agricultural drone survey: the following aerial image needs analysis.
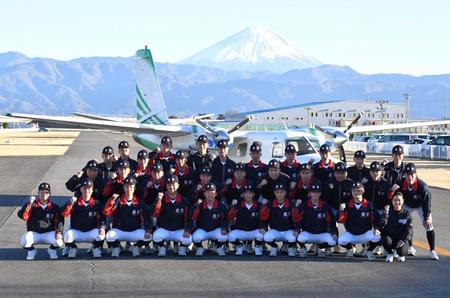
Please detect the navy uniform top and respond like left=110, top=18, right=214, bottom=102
left=151, top=193, right=190, bottom=232
left=103, top=196, right=151, bottom=232
left=338, top=198, right=379, bottom=235
left=18, top=200, right=63, bottom=234
left=188, top=200, right=228, bottom=232
left=61, top=197, right=105, bottom=232
left=295, top=199, right=337, bottom=235
left=228, top=200, right=260, bottom=231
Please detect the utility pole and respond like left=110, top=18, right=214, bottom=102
left=445, top=97, right=448, bottom=120
left=403, top=93, right=411, bottom=123
left=376, top=100, right=388, bottom=124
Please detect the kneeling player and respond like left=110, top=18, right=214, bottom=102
left=104, top=176, right=152, bottom=258
left=18, top=183, right=63, bottom=260
left=189, top=183, right=228, bottom=256
left=296, top=182, right=337, bottom=258
left=61, top=179, right=106, bottom=258
left=260, top=184, right=298, bottom=257
left=151, top=174, right=192, bottom=257
left=337, top=182, right=381, bottom=261
left=227, top=184, right=264, bottom=256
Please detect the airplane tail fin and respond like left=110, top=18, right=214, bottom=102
left=135, top=47, right=169, bottom=125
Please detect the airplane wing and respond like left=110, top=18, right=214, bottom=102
left=5, top=113, right=192, bottom=137
left=348, top=120, right=450, bottom=134
left=72, top=112, right=118, bottom=122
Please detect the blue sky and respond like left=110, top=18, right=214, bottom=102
left=0, top=0, right=448, bottom=75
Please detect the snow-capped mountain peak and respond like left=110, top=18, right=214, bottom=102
left=179, top=27, right=322, bottom=73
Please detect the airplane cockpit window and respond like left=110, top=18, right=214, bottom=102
left=287, top=137, right=317, bottom=155
left=237, top=143, right=247, bottom=157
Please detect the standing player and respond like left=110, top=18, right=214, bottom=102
left=245, top=142, right=268, bottom=183
left=173, top=150, right=196, bottom=198
left=211, top=140, right=236, bottom=192
left=219, top=163, right=250, bottom=206
left=313, top=144, right=335, bottom=184
left=116, top=141, right=138, bottom=172
left=290, top=163, right=320, bottom=204
left=256, top=159, right=291, bottom=203
left=384, top=145, right=406, bottom=187
left=154, top=136, right=176, bottom=173
left=18, top=183, right=63, bottom=260
left=347, top=150, right=370, bottom=183
left=98, top=146, right=117, bottom=181
left=280, top=144, right=300, bottom=182
left=188, top=135, right=215, bottom=177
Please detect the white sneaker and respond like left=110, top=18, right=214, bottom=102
left=62, top=246, right=69, bottom=257
left=408, top=246, right=416, bottom=256
left=430, top=250, right=439, bottom=260
left=178, top=246, right=187, bottom=256
left=357, top=246, right=368, bottom=257
left=393, top=251, right=399, bottom=258
left=26, top=249, right=37, bottom=260
left=308, top=243, right=317, bottom=253
left=217, top=246, right=226, bottom=256
left=68, top=247, right=77, bottom=259
left=398, top=255, right=405, bottom=262
left=47, top=248, right=58, bottom=259
left=254, top=246, right=263, bottom=256
left=269, top=247, right=278, bottom=257
left=333, top=245, right=341, bottom=254
left=386, top=254, right=394, bottom=263
left=158, top=246, right=167, bottom=257
left=235, top=245, right=244, bottom=256
left=374, top=246, right=383, bottom=256
left=299, top=247, right=307, bottom=258
left=196, top=247, right=204, bottom=257
left=346, top=247, right=355, bottom=258
left=367, top=251, right=375, bottom=261
left=93, top=247, right=102, bottom=258
left=288, top=247, right=296, bottom=257
left=130, top=245, right=140, bottom=257
left=317, top=248, right=326, bottom=258
left=111, top=247, right=120, bottom=258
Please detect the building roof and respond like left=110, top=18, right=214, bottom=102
left=234, top=100, right=342, bottom=115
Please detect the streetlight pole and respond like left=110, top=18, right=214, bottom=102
left=403, top=93, right=411, bottom=123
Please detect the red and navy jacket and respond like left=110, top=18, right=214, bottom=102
left=338, top=198, right=379, bottom=235
left=219, top=177, right=250, bottom=206
left=61, top=197, right=105, bottom=232
left=151, top=193, right=190, bottom=232
left=97, top=161, right=117, bottom=181
left=142, top=177, right=166, bottom=206
left=383, top=161, right=405, bottom=187
left=134, top=165, right=151, bottom=200
left=289, top=176, right=320, bottom=201
left=211, top=156, right=236, bottom=191
left=17, top=200, right=63, bottom=234
left=363, top=176, right=392, bottom=211
left=66, top=174, right=106, bottom=205
left=256, top=172, right=291, bottom=202
left=280, top=159, right=300, bottom=182
left=260, top=198, right=299, bottom=231
left=347, top=165, right=370, bottom=183
left=245, top=161, right=268, bottom=184
left=188, top=151, right=214, bottom=178
left=117, top=156, right=138, bottom=172
left=295, top=199, right=337, bottom=235
left=188, top=199, right=228, bottom=232
left=380, top=207, right=413, bottom=242
left=228, top=200, right=260, bottom=231
left=154, top=151, right=176, bottom=174
left=399, top=178, right=432, bottom=218
left=102, top=176, right=125, bottom=199
left=322, top=177, right=353, bottom=211
left=313, top=160, right=335, bottom=184
left=173, top=165, right=196, bottom=198
left=103, top=195, right=151, bottom=232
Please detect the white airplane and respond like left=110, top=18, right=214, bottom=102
left=6, top=47, right=450, bottom=163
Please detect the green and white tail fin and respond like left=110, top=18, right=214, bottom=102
left=135, top=47, right=169, bottom=125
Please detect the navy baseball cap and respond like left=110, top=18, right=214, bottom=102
left=285, top=144, right=296, bottom=153
left=165, top=174, right=179, bottom=184
left=310, top=182, right=322, bottom=193
left=319, top=144, right=331, bottom=153
left=199, top=167, right=211, bottom=175
left=354, top=150, right=366, bottom=158
left=102, top=146, right=114, bottom=155
left=123, top=176, right=137, bottom=185
left=370, top=161, right=382, bottom=172
left=404, top=163, right=417, bottom=174
left=197, top=135, right=208, bottom=143
left=85, top=159, right=98, bottom=169
left=351, top=181, right=364, bottom=189
left=118, top=141, right=129, bottom=149
left=204, top=183, right=216, bottom=191
left=175, top=150, right=187, bottom=159
left=300, top=163, right=312, bottom=172
left=234, top=162, right=246, bottom=171
left=117, top=160, right=130, bottom=168
left=137, top=149, right=148, bottom=159
left=151, top=162, right=164, bottom=172
left=273, top=183, right=285, bottom=191
left=250, top=143, right=262, bottom=152
left=243, top=184, right=255, bottom=192
left=268, top=159, right=280, bottom=168
left=80, top=178, right=94, bottom=188
left=161, top=136, right=172, bottom=145
left=38, top=182, right=51, bottom=191
left=216, top=140, right=228, bottom=148
left=334, top=162, right=347, bottom=172
left=392, top=145, right=404, bottom=154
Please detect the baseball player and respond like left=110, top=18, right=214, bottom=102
left=61, top=178, right=106, bottom=258
left=116, top=140, right=138, bottom=172
left=97, top=146, right=117, bottom=181
left=380, top=192, right=413, bottom=262
left=17, top=183, right=63, bottom=260
left=227, top=184, right=264, bottom=256
left=347, top=150, right=370, bottom=183
left=296, top=182, right=337, bottom=258
left=290, top=163, right=320, bottom=204
left=188, top=135, right=215, bottom=178
left=154, top=136, right=176, bottom=173
left=102, top=159, right=131, bottom=199
left=256, top=159, right=291, bottom=203
left=211, top=140, right=236, bottom=192
left=142, top=162, right=166, bottom=206
left=219, top=162, right=250, bottom=206
left=337, top=182, right=382, bottom=261
left=312, top=144, right=335, bottom=184
left=151, top=174, right=192, bottom=257
left=65, top=159, right=105, bottom=204
left=245, top=142, right=268, bottom=183
left=103, top=176, right=152, bottom=258
left=397, top=163, right=438, bottom=260
left=191, top=166, right=213, bottom=204
left=383, top=145, right=406, bottom=187
left=173, top=150, right=196, bottom=198
left=260, top=183, right=299, bottom=257
left=280, top=144, right=300, bottom=182
left=189, top=183, right=228, bottom=256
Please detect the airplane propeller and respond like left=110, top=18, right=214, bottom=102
left=195, top=115, right=253, bottom=145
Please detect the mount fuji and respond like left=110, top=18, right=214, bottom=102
left=179, top=27, right=322, bottom=73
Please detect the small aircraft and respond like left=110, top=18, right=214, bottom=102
left=6, top=47, right=450, bottom=163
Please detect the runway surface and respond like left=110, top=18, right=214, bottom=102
left=0, top=131, right=449, bottom=297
